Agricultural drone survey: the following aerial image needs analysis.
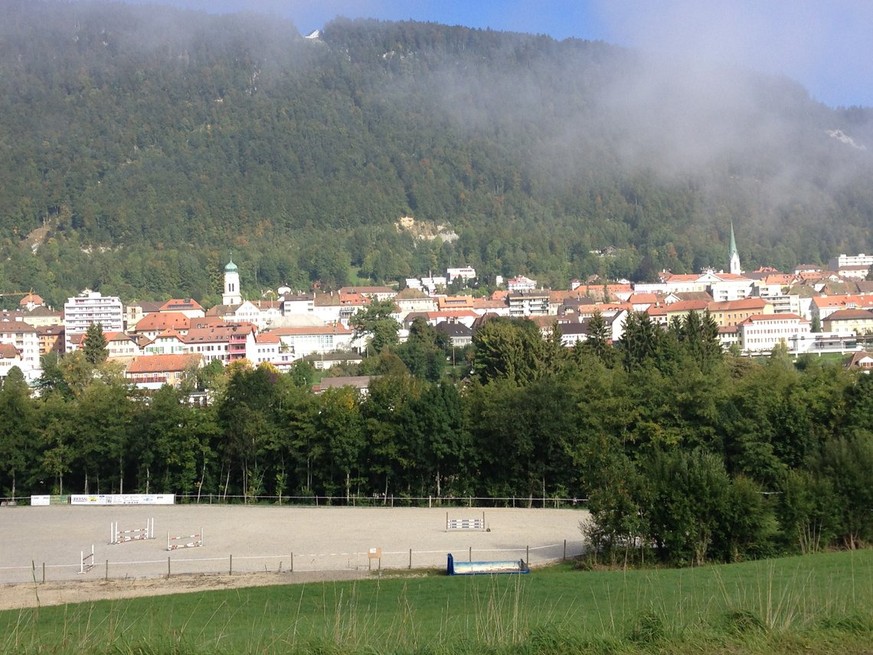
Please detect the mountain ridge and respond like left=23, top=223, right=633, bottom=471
left=0, top=1, right=871, bottom=305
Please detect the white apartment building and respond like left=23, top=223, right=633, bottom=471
left=508, top=290, right=551, bottom=317
left=739, top=313, right=810, bottom=354
left=507, top=275, right=538, bottom=292
left=269, top=324, right=355, bottom=358
left=446, top=266, right=477, bottom=283
left=0, top=318, right=41, bottom=381
left=63, top=290, right=124, bottom=353
left=828, top=253, right=873, bottom=270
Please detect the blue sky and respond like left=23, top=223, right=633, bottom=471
left=117, top=0, right=873, bottom=108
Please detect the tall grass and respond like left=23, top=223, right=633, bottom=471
left=2, top=550, right=872, bottom=654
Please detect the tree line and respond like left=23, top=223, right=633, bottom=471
left=1, top=311, right=872, bottom=565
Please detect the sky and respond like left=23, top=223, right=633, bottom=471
left=115, top=0, right=873, bottom=108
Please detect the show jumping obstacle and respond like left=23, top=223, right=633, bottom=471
left=445, top=511, right=486, bottom=531
left=109, top=518, right=155, bottom=544
left=166, top=528, right=203, bottom=551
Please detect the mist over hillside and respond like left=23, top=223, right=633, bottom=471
left=1, top=0, right=872, bottom=304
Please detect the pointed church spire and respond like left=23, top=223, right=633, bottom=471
left=729, top=222, right=741, bottom=275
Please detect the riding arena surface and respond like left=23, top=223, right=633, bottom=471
left=0, top=504, right=588, bottom=609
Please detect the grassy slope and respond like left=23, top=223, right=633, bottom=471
left=2, top=550, right=873, bottom=654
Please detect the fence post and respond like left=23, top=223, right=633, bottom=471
left=563, top=539, right=567, bottom=561
left=229, top=554, right=233, bottom=575
left=167, top=556, right=171, bottom=578
left=105, top=559, right=109, bottom=581
left=526, top=545, right=529, bottom=564
left=290, top=552, right=293, bottom=573
left=468, top=546, right=472, bottom=562
left=408, top=548, right=412, bottom=569
left=42, top=562, right=45, bottom=584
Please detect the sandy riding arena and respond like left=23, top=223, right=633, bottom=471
left=0, top=504, right=587, bottom=609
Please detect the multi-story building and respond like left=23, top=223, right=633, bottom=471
left=822, top=309, right=873, bottom=335
left=63, top=290, right=124, bottom=352
left=706, top=298, right=773, bottom=327
left=508, top=290, right=550, bottom=317
left=828, top=253, right=873, bottom=271
left=0, top=318, right=40, bottom=381
left=507, top=275, right=537, bottom=292
left=446, top=266, right=477, bottom=284
left=269, top=323, right=355, bottom=358
left=739, top=313, right=810, bottom=354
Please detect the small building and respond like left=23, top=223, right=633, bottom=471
left=434, top=321, right=473, bottom=348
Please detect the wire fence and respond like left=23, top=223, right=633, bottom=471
left=1, top=494, right=589, bottom=509
left=0, top=542, right=584, bottom=585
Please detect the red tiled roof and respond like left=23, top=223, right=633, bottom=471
left=742, top=313, right=804, bottom=323
left=269, top=324, right=352, bottom=336
left=159, top=298, right=204, bottom=313
left=134, top=312, right=190, bottom=333
left=824, top=309, right=873, bottom=321
left=126, top=353, right=201, bottom=374
left=707, top=298, right=769, bottom=312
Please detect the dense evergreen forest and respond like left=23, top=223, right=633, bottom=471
left=1, top=1, right=873, bottom=306
left=2, top=315, right=873, bottom=565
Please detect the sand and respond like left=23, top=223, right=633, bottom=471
left=0, top=504, right=587, bottom=609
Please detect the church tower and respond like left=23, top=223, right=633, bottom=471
left=222, top=257, right=242, bottom=306
left=729, top=222, right=741, bottom=275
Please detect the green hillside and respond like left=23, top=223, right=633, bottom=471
left=1, top=1, right=872, bottom=304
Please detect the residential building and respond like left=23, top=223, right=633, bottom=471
left=0, top=318, right=40, bottom=381
left=0, top=343, right=24, bottom=381
left=269, top=323, right=355, bottom=358
left=738, top=313, right=810, bottom=354
left=706, top=298, right=773, bottom=327
left=35, top=324, right=63, bottom=356
left=313, top=291, right=367, bottom=325
left=507, top=275, right=537, bottom=292
left=822, top=309, right=873, bottom=335
left=811, top=294, right=873, bottom=325
left=281, top=292, right=315, bottom=317
left=125, top=301, right=163, bottom=331
left=63, top=290, right=124, bottom=352
left=22, top=306, right=62, bottom=328
left=125, top=353, right=202, bottom=390
left=420, top=276, right=448, bottom=294
left=339, top=286, right=396, bottom=302
left=104, top=332, right=142, bottom=361
left=159, top=298, right=205, bottom=318
left=133, top=312, right=191, bottom=339
left=508, top=290, right=550, bottom=317
left=394, top=288, right=438, bottom=318
left=828, top=253, right=873, bottom=271
left=446, top=266, right=477, bottom=283
left=434, top=321, right=473, bottom=348
left=845, top=350, right=873, bottom=373
left=312, top=376, right=375, bottom=395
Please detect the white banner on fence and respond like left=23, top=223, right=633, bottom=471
left=70, top=494, right=175, bottom=506
left=30, top=495, right=51, bottom=506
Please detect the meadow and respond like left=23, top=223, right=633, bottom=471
left=2, top=550, right=872, bottom=654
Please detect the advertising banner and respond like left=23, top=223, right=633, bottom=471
left=69, top=494, right=175, bottom=506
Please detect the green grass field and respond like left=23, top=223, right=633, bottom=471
left=3, top=550, right=873, bottom=654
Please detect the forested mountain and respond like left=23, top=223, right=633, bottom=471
left=2, top=0, right=872, bottom=305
